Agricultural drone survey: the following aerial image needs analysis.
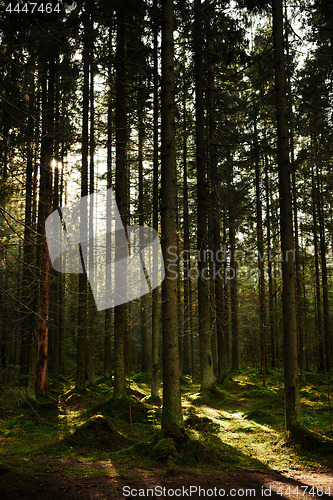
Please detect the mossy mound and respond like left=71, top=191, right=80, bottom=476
left=141, top=395, right=162, bottom=406
left=67, top=415, right=132, bottom=451
left=185, top=414, right=220, bottom=433
left=150, top=425, right=223, bottom=465
left=91, top=395, right=149, bottom=423
left=245, top=408, right=279, bottom=426
left=285, top=425, right=333, bottom=454
left=151, top=438, right=179, bottom=463
left=149, top=425, right=188, bottom=463
left=182, top=438, right=223, bottom=465
left=242, top=388, right=273, bottom=399
left=180, top=375, right=192, bottom=385
left=131, top=372, right=151, bottom=383
left=19, top=396, right=59, bottom=415
left=128, top=388, right=147, bottom=401
left=190, top=386, right=235, bottom=406
left=64, top=392, right=84, bottom=405
left=160, top=424, right=188, bottom=448
left=0, top=461, right=11, bottom=474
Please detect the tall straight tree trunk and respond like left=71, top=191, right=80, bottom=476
left=151, top=3, right=159, bottom=397
left=138, top=103, right=149, bottom=373
left=264, top=156, right=276, bottom=369
left=208, top=64, right=228, bottom=383
left=27, top=89, right=40, bottom=399
left=194, top=0, right=214, bottom=390
left=76, top=7, right=89, bottom=393
left=58, top=158, right=65, bottom=376
left=53, top=70, right=61, bottom=384
left=272, top=0, right=301, bottom=431
left=311, top=162, right=324, bottom=371
left=284, top=0, right=306, bottom=382
left=35, top=56, right=54, bottom=395
left=88, top=23, right=96, bottom=386
left=161, top=0, right=183, bottom=429
left=20, top=83, right=36, bottom=377
left=50, top=160, right=60, bottom=382
left=254, top=118, right=267, bottom=385
left=229, top=219, right=239, bottom=370
left=104, top=28, right=113, bottom=380
left=0, top=112, right=8, bottom=369
left=316, top=164, right=331, bottom=371
left=182, top=84, right=191, bottom=376
left=114, top=10, right=128, bottom=398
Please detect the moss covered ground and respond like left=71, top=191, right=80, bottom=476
left=0, top=367, right=332, bottom=497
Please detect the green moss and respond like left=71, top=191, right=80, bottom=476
left=185, top=414, right=220, bottom=433
left=245, top=409, right=279, bottom=426
left=91, top=395, right=149, bottom=423
left=142, top=395, right=162, bottom=406
left=0, top=461, right=11, bottom=474
left=151, top=438, right=179, bottom=463
left=182, top=439, right=222, bottom=465
left=131, top=372, right=151, bottom=383
left=66, top=415, right=132, bottom=451
left=285, top=425, right=333, bottom=454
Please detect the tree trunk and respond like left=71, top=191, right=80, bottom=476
left=161, top=0, right=183, bottom=429
left=182, top=84, right=191, bottom=376
left=272, top=0, right=301, bottom=431
left=208, top=63, right=228, bottom=383
left=138, top=103, right=149, bottom=373
left=264, top=156, right=276, bottom=369
left=35, top=56, right=54, bottom=395
left=151, top=2, right=159, bottom=397
left=114, top=10, right=128, bottom=398
left=20, top=84, right=35, bottom=377
left=311, top=162, right=324, bottom=371
left=316, top=164, right=331, bottom=371
left=76, top=7, right=89, bottom=393
left=229, top=219, right=239, bottom=370
left=88, top=22, right=96, bottom=386
left=254, top=117, right=267, bottom=386
left=104, top=28, right=113, bottom=380
left=194, top=0, right=214, bottom=390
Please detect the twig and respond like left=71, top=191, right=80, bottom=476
left=21, top=392, right=44, bottom=422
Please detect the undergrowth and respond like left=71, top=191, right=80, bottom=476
left=0, top=367, right=332, bottom=479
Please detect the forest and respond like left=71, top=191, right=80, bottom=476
left=0, top=0, right=333, bottom=498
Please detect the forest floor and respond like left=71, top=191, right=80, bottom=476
left=0, top=368, right=332, bottom=499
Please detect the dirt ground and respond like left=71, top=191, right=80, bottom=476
left=1, top=459, right=332, bottom=500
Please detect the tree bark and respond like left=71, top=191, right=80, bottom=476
left=194, top=0, right=214, bottom=390
left=114, top=10, right=128, bottom=398
left=254, top=117, right=267, bottom=385
left=182, top=84, right=191, bottom=376
left=151, top=2, right=160, bottom=397
left=76, top=6, right=89, bottom=393
left=104, top=28, right=113, bottom=380
left=35, top=55, right=54, bottom=395
left=161, top=0, right=183, bottom=429
left=272, top=0, right=301, bottom=431
left=208, top=63, right=228, bottom=383
left=229, top=219, right=239, bottom=370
